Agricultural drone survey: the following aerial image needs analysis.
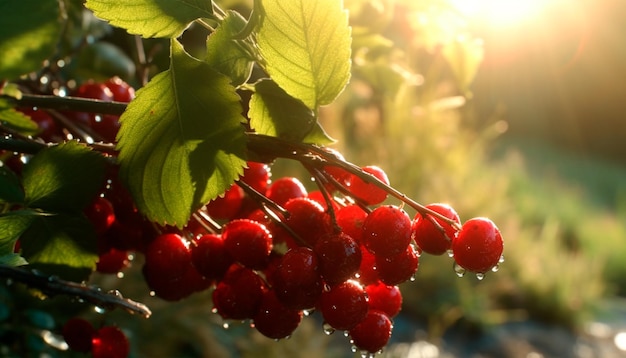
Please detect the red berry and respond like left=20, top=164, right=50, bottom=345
left=62, top=318, right=96, bottom=353
left=362, top=205, right=412, bottom=257
left=314, top=232, right=361, bottom=286
left=96, top=248, right=130, bottom=274
left=347, top=166, right=389, bottom=205
left=212, top=265, right=267, bottom=320
left=357, top=245, right=379, bottom=285
left=206, top=184, right=244, bottom=220
left=365, top=282, right=402, bottom=318
left=91, top=326, right=129, bottom=358
left=191, top=234, right=234, bottom=280
left=73, top=81, right=119, bottom=142
left=283, top=197, right=332, bottom=247
left=375, top=244, right=419, bottom=286
left=104, top=76, right=135, bottom=102
left=349, top=310, right=392, bottom=354
left=319, top=280, right=369, bottom=331
left=253, top=290, right=303, bottom=339
left=84, top=196, right=116, bottom=236
left=144, top=233, right=191, bottom=280
left=321, top=148, right=351, bottom=190
left=75, top=81, right=114, bottom=101
left=411, top=203, right=460, bottom=255
left=18, top=108, right=60, bottom=141
left=223, top=219, right=273, bottom=270
left=266, top=177, right=307, bottom=206
left=272, top=247, right=323, bottom=310
left=143, top=264, right=210, bottom=301
left=452, top=217, right=503, bottom=273
left=336, top=204, right=367, bottom=244
left=240, top=161, right=271, bottom=193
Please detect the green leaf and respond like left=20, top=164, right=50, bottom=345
left=22, top=141, right=106, bottom=212
left=256, top=0, right=352, bottom=109
left=0, top=1, right=61, bottom=79
left=117, top=39, right=247, bottom=227
left=0, top=98, right=38, bottom=136
left=0, top=254, right=27, bottom=266
left=20, top=214, right=98, bottom=281
left=249, top=79, right=316, bottom=142
left=302, top=122, right=336, bottom=146
left=0, top=167, right=24, bottom=204
left=85, top=0, right=215, bottom=38
left=206, top=11, right=254, bottom=86
left=0, top=210, right=38, bottom=255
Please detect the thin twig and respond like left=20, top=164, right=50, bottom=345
left=0, top=264, right=151, bottom=318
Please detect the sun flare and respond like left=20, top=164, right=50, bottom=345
left=449, top=0, right=546, bottom=26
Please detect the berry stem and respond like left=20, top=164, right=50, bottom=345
left=303, top=164, right=341, bottom=233
left=3, top=93, right=127, bottom=115
left=0, top=264, right=151, bottom=318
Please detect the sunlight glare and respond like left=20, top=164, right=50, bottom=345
left=450, top=0, right=545, bottom=26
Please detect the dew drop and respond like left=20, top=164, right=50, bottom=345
left=447, top=249, right=454, bottom=258
left=303, top=309, right=314, bottom=316
left=499, top=254, right=505, bottom=263
left=351, top=345, right=358, bottom=353
left=149, top=291, right=156, bottom=297
left=476, top=272, right=485, bottom=281
left=223, top=322, right=230, bottom=330
left=116, top=272, right=125, bottom=279
left=453, top=262, right=466, bottom=277
left=491, top=264, right=500, bottom=273
left=107, top=289, right=123, bottom=298
left=211, top=308, right=218, bottom=314
left=94, top=306, right=107, bottom=314
left=285, top=335, right=292, bottom=340
left=343, top=330, right=350, bottom=337
left=409, top=274, right=416, bottom=282
left=322, top=322, right=335, bottom=335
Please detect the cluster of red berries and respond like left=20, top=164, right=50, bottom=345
left=62, top=317, right=129, bottom=358
left=129, top=161, right=503, bottom=355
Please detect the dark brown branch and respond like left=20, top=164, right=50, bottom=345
left=0, top=264, right=151, bottom=318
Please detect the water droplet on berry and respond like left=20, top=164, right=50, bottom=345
left=351, top=345, right=358, bottom=353
left=453, top=262, right=466, bottom=277
left=116, top=272, right=124, bottom=279
left=149, top=291, right=156, bottom=297
left=491, top=264, right=500, bottom=272
left=344, top=330, right=350, bottom=337
left=476, top=272, right=485, bottom=280
left=223, top=322, right=230, bottom=329
left=499, top=254, right=505, bottom=263
left=323, top=322, right=335, bottom=335
left=303, top=309, right=314, bottom=316
left=211, top=308, right=218, bottom=314
left=447, top=249, right=454, bottom=257
left=409, top=274, right=416, bottom=282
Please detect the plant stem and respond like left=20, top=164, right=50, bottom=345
left=0, top=264, right=151, bottom=318
left=4, top=93, right=127, bottom=116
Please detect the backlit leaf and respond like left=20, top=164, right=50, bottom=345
left=0, top=98, right=38, bottom=136
left=249, top=79, right=316, bottom=142
left=0, top=167, right=24, bottom=204
left=0, top=210, right=38, bottom=256
left=22, top=141, right=107, bottom=212
left=20, top=214, right=98, bottom=281
left=85, top=0, right=214, bottom=38
left=256, top=0, right=352, bottom=109
left=206, top=11, right=254, bottom=86
left=116, top=39, right=247, bottom=227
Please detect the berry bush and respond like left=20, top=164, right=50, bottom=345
left=0, top=0, right=502, bottom=356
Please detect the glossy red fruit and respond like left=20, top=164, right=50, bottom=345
left=223, top=219, right=273, bottom=270
left=319, top=280, right=369, bottom=331
left=206, top=184, right=244, bottom=220
left=336, top=204, right=367, bottom=244
left=321, top=148, right=351, bottom=190
left=347, top=166, right=389, bottom=205
left=19, top=108, right=59, bottom=141
left=362, top=205, right=412, bottom=257
left=96, top=248, right=130, bottom=274
left=452, top=217, right=503, bottom=273
left=143, top=264, right=210, bottom=301
left=144, top=233, right=191, bottom=280
left=366, top=282, right=402, bottom=318
left=357, top=246, right=379, bottom=285
left=74, top=81, right=119, bottom=142
left=75, top=81, right=114, bottom=101
left=266, top=177, right=307, bottom=206
left=306, top=190, right=340, bottom=212
left=62, top=317, right=96, bottom=353
left=349, top=310, right=393, bottom=354
left=91, top=326, right=129, bottom=358
left=411, top=203, right=460, bottom=255
left=283, top=197, right=332, bottom=247
left=253, top=290, right=303, bottom=339
left=212, top=265, right=267, bottom=320
left=375, top=244, right=419, bottom=286
left=240, top=161, right=271, bottom=193
left=314, top=232, right=361, bottom=286
left=273, top=247, right=323, bottom=310
left=84, top=196, right=116, bottom=236
left=104, top=76, right=135, bottom=102
left=191, top=234, right=234, bottom=280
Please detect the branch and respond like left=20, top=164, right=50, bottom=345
left=3, top=93, right=127, bottom=116
left=0, top=264, right=151, bottom=318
